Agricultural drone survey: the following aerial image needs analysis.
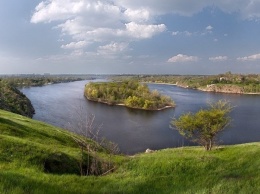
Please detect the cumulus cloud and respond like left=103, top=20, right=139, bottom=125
left=30, top=0, right=260, bottom=61
left=61, top=41, right=88, bottom=49
left=167, top=54, right=199, bottom=63
left=125, top=22, right=166, bottom=39
left=237, top=53, right=260, bottom=61
left=124, top=8, right=150, bottom=23
left=31, top=0, right=167, bottom=58
left=209, top=56, right=228, bottom=62
left=98, top=42, right=128, bottom=55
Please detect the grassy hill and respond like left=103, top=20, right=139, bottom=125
left=0, top=109, right=259, bottom=194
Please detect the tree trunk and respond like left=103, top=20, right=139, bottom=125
left=209, top=139, right=212, bottom=151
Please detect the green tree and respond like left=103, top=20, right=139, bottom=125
left=171, top=100, right=232, bottom=150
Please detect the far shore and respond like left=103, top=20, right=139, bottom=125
left=197, top=88, right=260, bottom=95
left=143, top=81, right=260, bottom=95
left=142, top=81, right=177, bottom=86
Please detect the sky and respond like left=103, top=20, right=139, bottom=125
left=1, top=0, right=260, bottom=75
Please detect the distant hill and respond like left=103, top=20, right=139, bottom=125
left=0, top=81, right=35, bottom=117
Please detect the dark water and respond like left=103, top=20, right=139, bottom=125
left=20, top=80, right=260, bottom=154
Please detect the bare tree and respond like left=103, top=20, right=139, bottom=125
left=67, top=103, right=119, bottom=176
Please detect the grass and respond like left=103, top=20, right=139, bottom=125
left=0, top=109, right=259, bottom=193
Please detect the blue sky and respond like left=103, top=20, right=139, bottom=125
left=1, top=0, right=260, bottom=75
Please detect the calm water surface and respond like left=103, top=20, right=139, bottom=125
left=20, top=80, right=260, bottom=154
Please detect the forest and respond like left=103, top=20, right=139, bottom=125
left=85, top=81, right=175, bottom=110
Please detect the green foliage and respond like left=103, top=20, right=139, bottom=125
left=112, top=73, right=260, bottom=94
left=0, top=81, right=35, bottom=117
left=85, top=81, right=175, bottom=110
left=172, top=100, right=232, bottom=150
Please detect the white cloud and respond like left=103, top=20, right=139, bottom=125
left=98, top=42, right=128, bottom=55
left=31, top=1, right=122, bottom=25
left=206, top=25, right=213, bottom=31
left=124, top=8, right=150, bottom=23
left=201, top=25, right=213, bottom=35
left=30, top=0, right=260, bottom=63
left=31, top=0, right=85, bottom=23
left=114, top=0, right=260, bottom=19
left=113, top=0, right=209, bottom=16
left=172, top=31, right=180, bottom=36
left=167, top=54, right=199, bottom=63
left=31, top=1, right=260, bottom=26
left=237, top=53, right=260, bottom=61
left=172, top=31, right=193, bottom=36
left=209, top=56, right=228, bottom=62
left=31, top=0, right=166, bottom=58
left=125, top=22, right=166, bottom=39
left=61, top=41, right=88, bottom=49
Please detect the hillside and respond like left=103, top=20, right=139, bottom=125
left=0, top=109, right=259, bottom=193
left=0, top=81, right=35, bottom=117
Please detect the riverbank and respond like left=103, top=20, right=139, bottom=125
left=148, top=81, right=260, bottom=95
left=198, top=84, right=260, bottom=95
left=0, top=109, right=259, bottom=194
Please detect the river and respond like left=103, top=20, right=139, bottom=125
left=20, top=80, right=260, bottom=154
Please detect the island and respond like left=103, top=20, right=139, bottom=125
left=84, top=81, right=175, bottom=110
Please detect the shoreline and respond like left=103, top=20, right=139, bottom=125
left=143, top=82, right=177, bottom=86
left=145, top=81, right=260, bottom=95
left=197, top=88, right=260, bottom=95
left=85, top=96, right=175, bottom=111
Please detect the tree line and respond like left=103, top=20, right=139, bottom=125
left=0, top=75, right=84, bottom=87
left=112, top=73, right=260, bottom=93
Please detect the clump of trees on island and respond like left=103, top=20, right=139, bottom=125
left=85, top=81, right=175, bottom=110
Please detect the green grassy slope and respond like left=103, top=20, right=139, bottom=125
left=0, top=109, right=259, bottom=194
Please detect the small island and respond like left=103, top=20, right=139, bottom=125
left=84, top=81, right=175, bottom=110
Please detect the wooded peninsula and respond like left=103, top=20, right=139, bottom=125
left=84, top=81, right=175, bottom=110
left=112, top=72, right=260, bottom=94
